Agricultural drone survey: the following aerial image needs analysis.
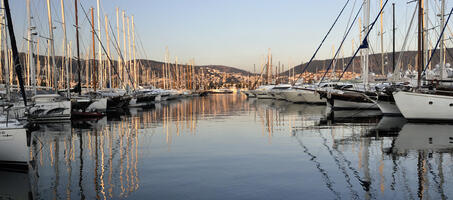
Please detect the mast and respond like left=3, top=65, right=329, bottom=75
left=27, top=0, right=31, bottom=86
left=69, top=41, right=72, bottom=87
left=30, top=28, right=36, bottom=96
left=424, top=0, right=429, bottom=72
left=270, top=54, right=273, bottom=84
left=132, top=16, right=137, bottom=89
left=97, top=0, right=102, bottom=89
left=440, top=0, right=445, bottom=79
left=27, top=0, right=37, bottom=95
left=46, top=40, right=50, bottom=87
left=332, top=45, right=336, bottom=78
left=0, top=19, right=2, bottom=84
left=361, top=0, right=370, bottom=88
left=37, top=38, right=40, bottom=86
left=122, top=10, right=127, bottom=88
left=47, top=0, right=58, bottom=92
left=392, top=3, right=395, bottom=73
left=267, top=49, right=270, bottom=84
left=417, top=0, right=424, bottom=87
left=85, top=48, right=89, bottom=88
left=116, top=8, right=122, bottom=88
left=380, top=0, right=384, bottom=75
left=352, top=39, right=355, bottom=74
left=75, top=0, right=81, bottom=95
left=161, top=63, right=165, bottom=89
left=175, top=56, right=179, bottom=88
left=1, top=1, right=10, bottom=101
left=91, top=7, right=97, bottom=91
left=105, top=15, right=112, bottom=88
left=3, top=0, right=27, bottom=105
left=191, top=59, right=195, bottom=90
left=127, top=16, right=132, bottom=88
left=61, top=0, right=70, bottom=97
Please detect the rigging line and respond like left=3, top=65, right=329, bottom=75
left=107, top=19, right=125, bottom=70
left=316, top=130, right=360, bottom=199
left=134, top=26, right=150, bottom=59
left=394, top=5, right=417, bottom=78
left=293, top=0, right=351, bottom=85
left=79, top=3, right=132, bottom=90
left=344, top=0, right=359, bottom=39
left=106, top=19, right=136, bottom=88
left=337, top=0, right=390, bottom=82
left=106, top=16, right=140, bottom=90
left=318, top=2, right=364, bottom=86
left=425, top=159, right=447, bottom=199
left=422, top=7, right=453, bottom=76
left=293, top=135, right=342, bottom=200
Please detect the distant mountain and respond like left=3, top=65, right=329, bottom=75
left=136, top=59, right=252, bottom=76
left=15, top=53, right=252, bottom=78
left=285, top=48, right=453, bottom=75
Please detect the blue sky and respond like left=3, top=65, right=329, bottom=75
left=8, top=0, right=453, bottom=71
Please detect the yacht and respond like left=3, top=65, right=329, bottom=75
left=28, top=94, right=71, bottom=122
left=317, top=83, right=379, bottom=110
left=253, top=85, right=275, bottom=99
left=280, top=84, right=326, bottom=104
left=394, top=89, right=453, bottom=121
left=0, top=114, right=29, bottom=172
left=129, top=89, right=158, bottom=107
left=267, top=84, right=291, bottom=100
left=71, top=95, right=107, bottom=118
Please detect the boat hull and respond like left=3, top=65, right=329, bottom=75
left=0, top=128, right=29, bottom=172
left=394, top=91, right=453, bottom=121
left=255, top=90, right=273, bottom=99
left=29, top=100, right=72, bottom=122
left=318, top=90, right=379, bottom=110
left=281, top=90, right=326, bottom=104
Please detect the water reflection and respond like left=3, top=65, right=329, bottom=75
left=16, top=94, right=453, bottom=199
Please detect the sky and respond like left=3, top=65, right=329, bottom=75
left=8, top=0, right=453, bottom=72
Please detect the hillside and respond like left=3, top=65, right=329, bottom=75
left=285, top=48, right=453, bottom=75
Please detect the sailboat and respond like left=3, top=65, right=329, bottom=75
left=317, top=0, right=383, bottom=110
left=28, top=0, right=72, bottom=122
left=393, top=0, right=453, bottom=121
left=70, top=0, right=107, bottom=119
left=280, top=83, right=326, bottom=104
left=0, top=0, right=31, bottom=172
left=369, top=2, right=419, bottom=115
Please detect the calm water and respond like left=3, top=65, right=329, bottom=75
left=10, top=94, right=453, bottom=199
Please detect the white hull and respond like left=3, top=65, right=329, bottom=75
left=268, top=91, right=285, bottom=100
left=77, top=97, right=107, bottom=112
left=29, top=100, right=72, bottom=121
left=255, top=91, right=273, bottom=99
left=281, top=90, right=326, bottom=104
left=394, top=91, right=453, bottom=120
left=88, top=98, right=108, bottom=112
left=0, top=128, right=29, bottom=166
